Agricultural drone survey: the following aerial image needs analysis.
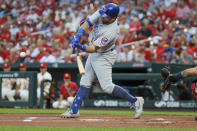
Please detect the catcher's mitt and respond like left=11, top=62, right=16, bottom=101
left=161, top=66, right=170, bottom=80
left=160, top=67, right=172, bottom=91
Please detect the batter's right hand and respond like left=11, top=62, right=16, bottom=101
left=72, top=42, right=87, bottom=51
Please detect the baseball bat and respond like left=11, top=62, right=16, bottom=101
left=75, top=48, right=85, bottom=75
left=31, top=29, right=50, bottom=35
left=70, top=36, right=162, bottom=57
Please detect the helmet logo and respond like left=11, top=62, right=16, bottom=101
left=109, top=7, right=113, bottom=10
left=102, top=6, right=107, bottom=12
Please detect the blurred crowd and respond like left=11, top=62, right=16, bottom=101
left=0, top=0, right=196, bottom=64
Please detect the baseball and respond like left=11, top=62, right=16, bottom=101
left=20, top=52, right=26, bottom=57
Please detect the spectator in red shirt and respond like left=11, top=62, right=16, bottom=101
left=138, top=42, right=152, bottom=62
left=164, top=3, right=177, bottom=20
left=129, top=17, right=141, bottom=33
left=34, top=43, right=45, bottom=62
left=52, top=73, right=78, bottom=109
left=0, top=44, right=9, bottom=60
left=0, top=14, right=7, bottom=26
left=187, top=0, right=196, bottom=9
left=133, top=42, right=152, bottom=63
left=154, top=40, right=165, bottom=62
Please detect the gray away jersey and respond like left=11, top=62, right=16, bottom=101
left=88, top=10, right=119, bottom=53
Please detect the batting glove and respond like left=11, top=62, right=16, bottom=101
left=72, top=42, right=87, bottom=51
left=72, top=35, right=80, bottom=43
left=72, top=28, right=85, bottom=43
left=72, top=42, right=78, bottom=49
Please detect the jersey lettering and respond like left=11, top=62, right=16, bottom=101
left=93, top=25, right=99, bottom=39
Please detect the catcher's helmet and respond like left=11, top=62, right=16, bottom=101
left=99, top=3, right=119, bottom=18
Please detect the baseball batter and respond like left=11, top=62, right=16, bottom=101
left=61, top=3, right=144, bottom=119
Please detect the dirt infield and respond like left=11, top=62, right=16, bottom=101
left=0, top=114, right=196, bottom=129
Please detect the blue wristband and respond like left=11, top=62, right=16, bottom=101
left=86, top=18, right=92, bottom=27
left=77, top=28, right=85, bottom=39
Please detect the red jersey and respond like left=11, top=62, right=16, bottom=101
left=155, top=46, right=165, bottom=62
left=34, top=53, right=44, bottom=62
left=60, top=81, right=78, bottom=99
left=138, top=49, right=152, bottom=62
left=0, top=49, right=9, bottom=59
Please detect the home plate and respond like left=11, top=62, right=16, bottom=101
left=80, top=119, right=107, bottom=122
left=23, top=120, right=32, bottom=122
left=147, top=118, right=173, bottom=124
left=153, top=118, right=166, bottom=121
left=23, top=117, right=38, bottom=122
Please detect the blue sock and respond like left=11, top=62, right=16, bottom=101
left=112, top=85, right=137, bottom=103
left=71, top=86, right=90, bottom=114
left=174, top=72, right=183, bottom=81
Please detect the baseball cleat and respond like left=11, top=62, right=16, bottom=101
left=134, top=97, right=144, bottom=119
left=61, top=109, right=80, bottom=118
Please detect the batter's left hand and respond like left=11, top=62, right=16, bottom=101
left=72, top=41, right=78, bottom=49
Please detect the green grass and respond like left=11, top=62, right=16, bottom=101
left=0, top=108, right=197, bottom=116
left=0, top=126, right=197, bottom=131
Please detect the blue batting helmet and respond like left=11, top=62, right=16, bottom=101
left=99, top=3, right=119, bottom=18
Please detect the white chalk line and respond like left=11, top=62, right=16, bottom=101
left=79, top=119, right=108, bottom=122
left=23, top=117, right=38, bottom=122
left=147, top=121, right=172, bottom=124
left=0, top=120, right=23, bottom=122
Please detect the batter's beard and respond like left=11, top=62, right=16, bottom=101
left=102, top=21, right=110, bottom=24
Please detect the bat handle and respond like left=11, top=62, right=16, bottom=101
left=75, top=47, right=85, bottom=76
left=75, top=48, right=79, bottom=56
